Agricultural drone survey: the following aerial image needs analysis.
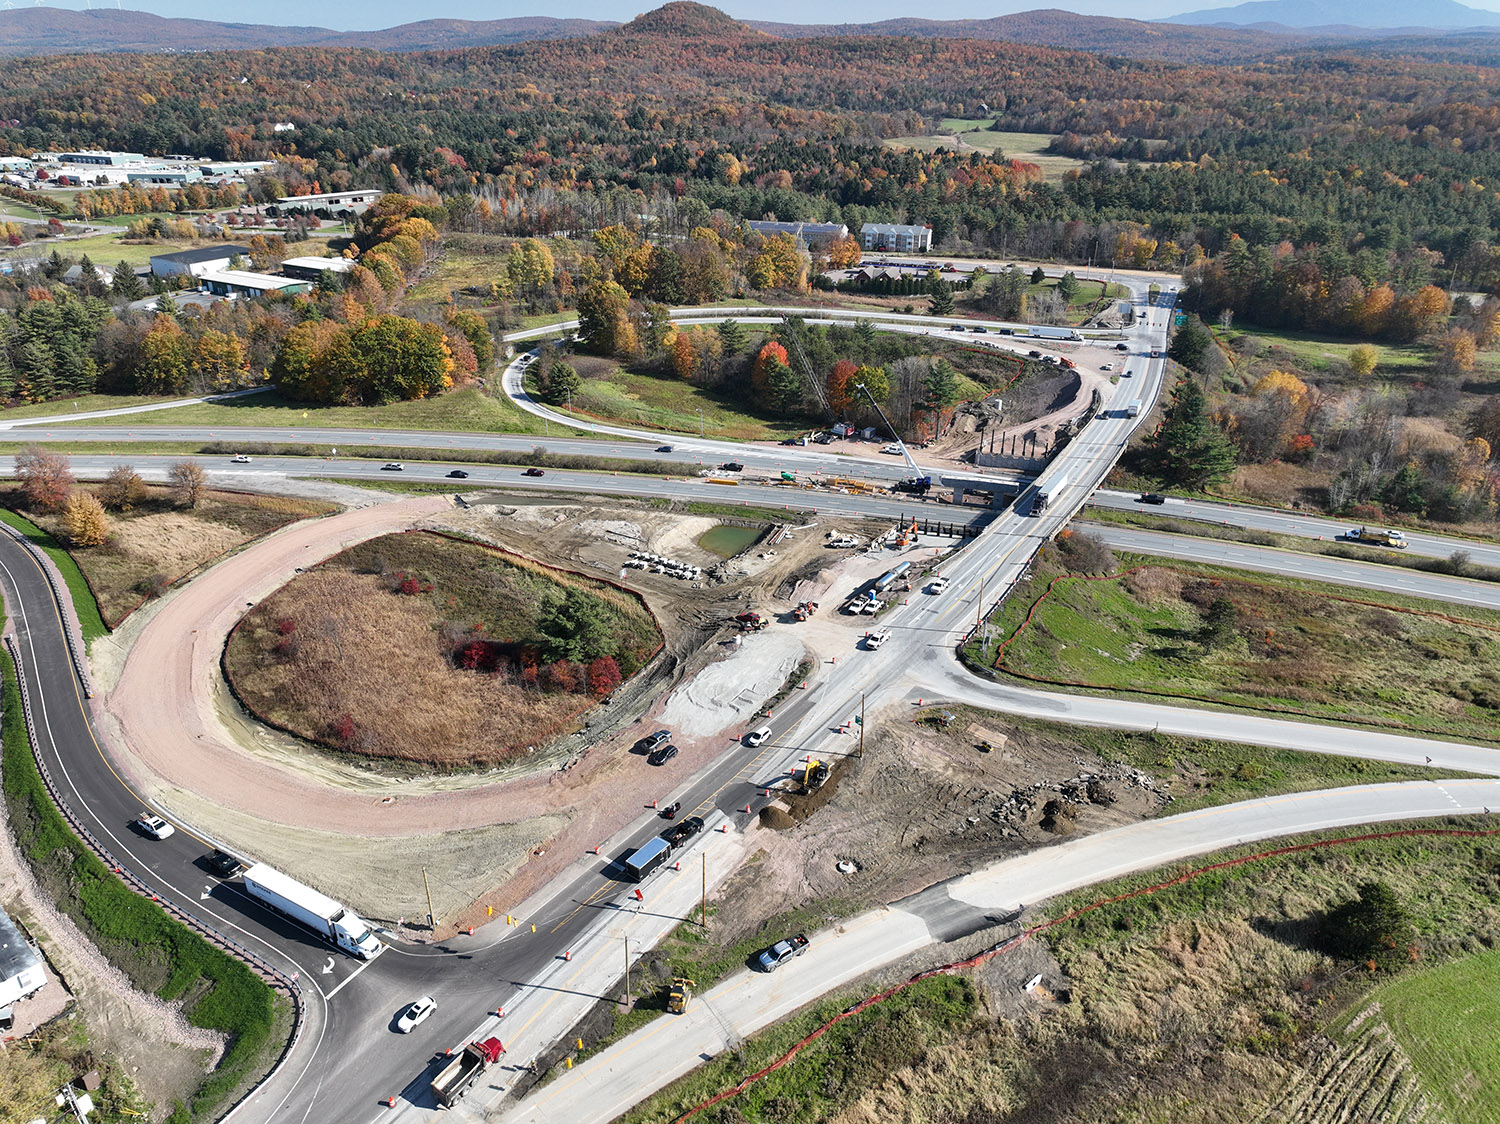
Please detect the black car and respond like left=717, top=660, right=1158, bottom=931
left=446, top=469, right=469, bottom=479
left=648, top=744, right=679, bottom=766
left=719, top=462, right=744, bottom=472
left=662, top=816, right=705, bottom=846
left=779, top=437, right=802, bottom=446
left=948, top=324, right=965, bottom=332
left=205, top=849, right=243, bottom=878
left=656, top=445, right=674, bottom=453
left=523, top=467, right=545, bottom=477
left=1138, top=493, right=1167, bottom=505
left=633, top=729, right=671, bottom=755
left=1116, top=342, right=1130, bottom=351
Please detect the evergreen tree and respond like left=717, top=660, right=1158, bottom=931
left=922, top=359, right=962, bottom=411
left=715, top=318, right=746, bottom=357
left=1140, top=377, right=1237, bottom=490
left=1322, top=880, right=1413, bottom=970
left=928, top=279, right=954, bottom=317
left=1030, top=266, right=1046, bottom=285
left=112, top=260, right=145, bottom=302
left=1166, top=317, right=1215, bottom=373
left=1057, top=271, right=1080, bottom=302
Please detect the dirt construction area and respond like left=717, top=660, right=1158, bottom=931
left=97, top=487, right=925, bottom=927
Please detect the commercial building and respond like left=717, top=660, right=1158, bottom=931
left=149, top=245, right=253, bottom=279
left=859, top=222, right=933, bottom=253
left=279, top=256, right=359, bottom=282
left=127, top=168, right=203, bottom=186
left=270, top=190, right=381, bottom=218
left=0, top=909, right=46, bottom=1020
left=197, top=269, right=311, bottom=299
left=198, top=160, right=277, bottom=179
left=51, top=150, right=147, bottom=167
left=746, top=220, right=849, bottom=247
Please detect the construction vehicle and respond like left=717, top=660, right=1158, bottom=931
left=430, top=1038, right=504, bottom=1107
left=801, top=758, right=831, bottom=789
left=894, top=518, right=918, bottom=548
left=667, top=978, right=695, bottom=1015
left=854, top=382, right=931, bottom=495
left=793, top=600, right=819, bottom=621
left=873, top=561, right=912, bottom=593
left=735, top=611, right=768, bottom=632
left=1349, top=527, right=1407, bottom=549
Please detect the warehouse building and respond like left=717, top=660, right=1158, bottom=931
left=198, top=269, right=310, bottom=299
left=150, top=245, right=253, bottom=279
left=279, top=256, right=359, bottom=282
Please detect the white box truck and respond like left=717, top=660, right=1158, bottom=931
left=1126, top=400, right=1142, bottom=417
left=241, top=863, right=384, bottom=959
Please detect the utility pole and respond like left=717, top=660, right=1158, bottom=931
left=701, top=853, right=707, bottom=929
left=858, top=692, right=865, bottom=759
left=698, top=406, right=704, bottom=438
left=421, top=866, right=436, bottom=930
left=976, top=575, right=984, bottom=637
left=623, top=936, right=631, bottom=1010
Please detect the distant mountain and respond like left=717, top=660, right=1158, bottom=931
left=749, top=8, right=1311, bottom=63
left=1164, top=0, right=1500, bottom=30
left=0, top=8, right=614, bottom=55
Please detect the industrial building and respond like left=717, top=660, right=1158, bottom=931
left=279, top=256, right=359, bottom=282
left=0, top=909, right=47, bottom=1023
left=269, top=190, right=381, bottom=218
left=859, top=222, right=933, bottom=253
left=197, top=269, right=311, bottom=299
left=50, top=150, right=147, bottom=166
left=150, top=245, right=253, bottom=279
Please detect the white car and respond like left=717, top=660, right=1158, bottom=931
left=380, top=463, right=404, bottom=471
left=866, top=628, right=892, bottom=650
left=928, top=577, right=949, bottom=594
left=396, top=996, right=436, bottom=1033
left=880, top=444, right=903, bottom=455
left=230, top=454, right=252, bottom=464
left=744, top=726, right=773, bottom=747
left=135, top=812, right=174, bottom=840
left=1100, top=363, right=1113, bottom=371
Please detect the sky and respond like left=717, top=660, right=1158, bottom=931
left=21, top=0, right=1500, bottom=32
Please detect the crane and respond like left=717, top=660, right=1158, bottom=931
left=854, top=381, right=931, bottom=495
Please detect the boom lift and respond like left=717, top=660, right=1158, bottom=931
left=855, top=382, right=931, bottom=495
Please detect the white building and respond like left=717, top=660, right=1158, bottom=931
left=747, top=220, right=849, bottom=247
left=50, top=150, right=147, bottom=166
left=0, top=910, right=46, bottom=1020
left=279, top=256, right=358, bottom=282
left=859, top=222, right=933, bottom=253
left=150, top=245, right=253, bottom=279
left=270, top=190, right=381, bottom=219
left=198, top=269, right=311, bottom=298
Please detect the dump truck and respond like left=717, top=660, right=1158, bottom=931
left=1349, top=527, right=1407, bottom=549
left=241, top=863, right=383, bottom=959
left=623, top=837, right=673, bottom=882
left=667, top=977, right=695, bottom=1015
left=735, top=611, right=768, bottom=632
left=430, top=1037, right=504, bottom=1107
left=793, top=601, right=819, bottom=621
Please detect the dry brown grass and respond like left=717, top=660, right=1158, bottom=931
left=111, top=512, right=243, bottom=575
left=226, top=570, right=594, bottom=767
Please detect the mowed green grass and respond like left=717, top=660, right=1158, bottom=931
left=47, top=230, right=190, bottom=267
left=1371, top=947, right=1500, bottom=1123
left=567, top=367, right=807, bottom=441
left=55, top=386, right=586, bottom=438
left=0, top=393, right=179, bottom=420
left=989, top=555, right=1500, bottom=743
left=884, top=124, right=1086, bottom=181
left=1217, top=324, right=1431, bottom=377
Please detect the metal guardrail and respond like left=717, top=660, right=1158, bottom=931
left=1, top=523, right=93, bottom=698
left=3, top=635, right=306, bottom=1120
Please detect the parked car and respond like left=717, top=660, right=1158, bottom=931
left=522, top=467, right=545, bottom=477
left=655, top=445, right=674, bottom=453
left=230, top=454, right=252, bottom=464
left=380, top=463, right=404, bottom=472
left=757, top=933, right=809, bottom=971
left=880, top=444, right=903, bottom=455
left=135, top=812, right=174, bottom=840
left=1101, top=363, right=1113, bottom=371
left=205, top=849, right=243, bottom=878
left=633, top=730, right=671, bottom=755
left=446, top=469, right=469, bottom=478
left=662, top=816, right=705, bottom=846
left=1138, top=493, right=1167, bottom=505
left=648, top=744, right=679, bottom=767
left=719, top=462, right=745, bottom=472
left=396, top=996, right=436, bottom=1033
left=744, top=726, right=772, bottom=747
left=779, top=437, right=803, bottom=446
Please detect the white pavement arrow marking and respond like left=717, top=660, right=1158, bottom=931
left=322, top=957, right=335, bottom=975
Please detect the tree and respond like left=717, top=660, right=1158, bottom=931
left=1140, top=377, right=1237, bottom=490
left=111, top=260, right=144, bottom=302
left=540, top=361, right=580, bottom=406
left=716, top=319, right=746, bottom=357
left=671, top=332, right=699, bottom=381
left=137, top=314, right=189, bottom=394
left=98, top=465, right=146, bottom=511
left=537, top=587, right=617, bottom=662
left=168, top=459, right=207, bottom=508
left=827, top=358, right=859, bottom=416
left=922, top=358, right=962, bottom=412
left=1437, top=328, right=1478, bottom=375
left=1470, top=397, right=1500, bottom=456
left=1348, top=343, right=1379, bottom=376
left=1381, top=462, right=1427, bottom=514
left=1056, top=271, right=1080, bottom=302
left=190, top=330, right=249, bottom=391
left=587, top=655, right=622, bottom=698
left=61, top=491, right=110, bottom=547
left=1030, top=266, right=1046, bottom=285
left=16, top=445, right=73, bottom=512
left=1199, top=597, right=1237, bottom=648
left=1321, top=880, right=1414, bottom=970
left=928, top=279, right=954, bottom=317
left=576, top=279, right=637, bottom=358
left=1166, top=317, right=1216, bottom=374
left=853, top=364, right=890, bottom=405
left=348, top=316, right=454, bottom=403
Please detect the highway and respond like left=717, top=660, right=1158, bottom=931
left=6, top=281, right=1500, bottom=1123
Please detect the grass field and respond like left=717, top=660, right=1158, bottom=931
left=62, top=386, right=584, bottom=438
left=975, top=548, right=1500, bottom=744
left=47, top=230, right=190, bottom=268
left=555, top=360, right=808, bottom=441
left=0, top=393, right=179, bottom=421
left=883, top=123, right=1087, bottom=181
left=1216, top=324, right=1432, bottom=377
left=1375, top=947, right=1500, bottom=1123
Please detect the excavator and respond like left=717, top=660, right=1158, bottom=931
left=667, top=977, right=695, bottom=1015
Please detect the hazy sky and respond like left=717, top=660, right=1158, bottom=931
left=26, top=0, right=1500, bottom=31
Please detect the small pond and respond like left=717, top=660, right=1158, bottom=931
left=696, top=524, right=764, bottom=558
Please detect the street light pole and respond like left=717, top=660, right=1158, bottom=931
left=699, top=406, right=704, bottom=438
left=858, top=692, right=865, bottom=759
left=623, top=935, right=630, bottom=1010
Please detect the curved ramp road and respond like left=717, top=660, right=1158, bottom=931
left=506, top=778, right=1500, bottom=1124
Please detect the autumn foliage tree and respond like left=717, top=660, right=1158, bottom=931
left=60, top=491, right=109, bottom=547
left=16, top=445, right=72, bottom=512
left=168, top=459, right=207, bottom=509
left=98, top=465, right=146, bottom=511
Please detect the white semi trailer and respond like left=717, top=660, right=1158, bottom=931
left=241, top=863, right=384, bottom=959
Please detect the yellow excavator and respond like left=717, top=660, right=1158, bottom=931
left=667, top=977, right=695, bottom=1015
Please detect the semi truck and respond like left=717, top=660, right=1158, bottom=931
left=430, top=1037, right=504, bottom=1107
left=240, top=863, right=384, bottom=959
left=1349, top=527, right=1407, bottom=549
left=1032, top=472, right=1068, bottom=516
left=1030, top=325, right=1083, bottom=341
left=623, top=837, right=673, bottom=881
